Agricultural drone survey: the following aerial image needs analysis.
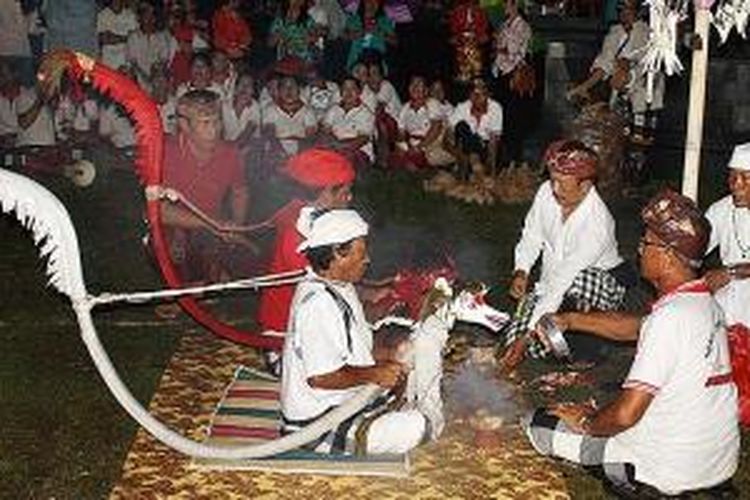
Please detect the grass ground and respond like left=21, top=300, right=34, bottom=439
left=0, top=152, right=747, bottom=498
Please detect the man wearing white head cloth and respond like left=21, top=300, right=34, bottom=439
left=280, top=209, right=427, bottom=455
left=704, top=142, right=750, bottom=328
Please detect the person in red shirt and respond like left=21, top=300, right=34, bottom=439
left=256, top=148, right=356, bottom=338
left=161, top=89, right=250, bottom=283
left=212, top=0, right=252, bottom=60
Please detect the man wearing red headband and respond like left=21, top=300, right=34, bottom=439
left=523, top=189, right=739, bottom=497
left=257, top=148, right=356, bottom=369
left=501, top=139, right=631, bottom=370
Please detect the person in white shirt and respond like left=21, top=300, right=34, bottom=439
left=126, top=3, right=173, bottom=89
left=391, top=76, right=446, bottom=170
left=97, top=0, right=139, bottom=69
left=500, top=139, right=629, bottom=369
left=222, top=72, right=260, bottom=147
left=261, top=76, right=317, bottom=158
left=175, top=52, right=223, bottom=99
left=704, top=143, right=750, bottom=329
left=447, top=78, right=503, bottom=177
left=281, top=209, right=426, bottom=455
left=15, top=84, right=57, bottom=148
left=321, top=76, right=375, bottom=165
left=429, top=79, right=454, bottom=124
left=54, top=83, right=99, bottom=143
left=301, top=67, right=341, bottom=123
left=150, top=65, right=177, bottom=135
left=524, top=189, right=739, bottom=497
left=362, top=62, right=401, bottom=165
left=211, top=50, right=236, bottom=102
left=0, top=0, right=33, bottom=86
left=567, top=0, right=664, bottom=140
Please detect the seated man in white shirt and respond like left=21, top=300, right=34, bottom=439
left=97, top=0, right=138, bottom=69
left=222, top=71, right=260, bottom=149
left=261, top=76, right=318, bottom=160
left=501, top=139, right=632, bottom=370
left=126, top=3, right=173, bottom=90
left=447, top=78, right=503, bottom=178
left=175, top=52, right=222, bottom=99
left=281, top=209, right=427, bottom=455
left=361, top=62, right=401, bottom=165
left=392, top=75, right=449, bottom=171
left=321, top=77, right=375, bottom=167
left=524, top=189, right=739, bottom=497
left=15, top=80, right=57, bottom=149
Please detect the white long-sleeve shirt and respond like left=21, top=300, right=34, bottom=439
left=705, top=194, right=750, bottom=326
left=514, top=181, right=623, bottom=326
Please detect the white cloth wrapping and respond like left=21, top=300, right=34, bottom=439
left=728, top=142, right=750, bottom=171
left=297, top=208, right=369, bottom=251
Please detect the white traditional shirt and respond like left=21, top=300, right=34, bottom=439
left=301, top=81, right=341, bottom=122
left=281, top=273, right=374, bottom=421
left=591, top=21, right=664, bottom=113
left=96, top=6, right=138, bottom=69
left=54, top=96, right=98, bottom=139
left=706, top=194, right=750, bottom=326
left=362, top=80, right=401, bottom=119
left=262, top=102, right=317, bottom=155
left=15, top=87, right=56, bottom=147
left=158, top=96, right=177, bottom=135
left=492, top=14, right=532, bottom=76
left=397, top=98, right=442, bottom=146
left=449, top=99, right=504, bottom=141
left=98, top=104, right=135, bottom=148
left=514, top=181, right=622, bottom=326
left=126, top=29, right=173, bottom=82
left=323, top=102, right=375, bottom=160
left=222, top=98, right=261, bottom=141
left=605, top=280, right=739, bottom=494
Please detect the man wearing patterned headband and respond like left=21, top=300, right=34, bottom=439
left=280, top=209, right=428, bottom=455
left=500, top=139, right=633, bottom=371
left=522, top=189, right=739, bottom=496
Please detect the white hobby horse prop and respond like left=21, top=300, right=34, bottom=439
left=1, top=168, right=509, bottom=459
left=0, top=167, right=382, bottom=460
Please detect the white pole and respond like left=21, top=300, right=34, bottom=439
left=681, top=2, right=714, bottom=201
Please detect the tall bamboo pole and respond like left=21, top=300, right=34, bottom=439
left=681, top=1, right=714, bottom=201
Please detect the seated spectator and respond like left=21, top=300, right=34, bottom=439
left=259, top=75, right=280, bottom=111
left=222, top=72, right=261, bottom=148
left=362, top=62, right=401, bottom=165
left=97, top=0, right=139, bottom=70
left=169, top=24, right=195, bottom=88
left=0, top=62, right=21, bottom=148
left=175, top=52, right=221, bottom=98
left=391, top=76, right=446, bottom=171
left=150, top=65, right=177, bottom=135
left=429, top=79, right=454, bottom=123
left=211, top=0, right=252, bottom=60
left=447, top=78, right=502, bottom=177
left=350, top=61, right=369, bottom=89
left=54, top=80, right=99, bottom=143
left=161, top=89, right=250, bottom=282
left=301, top=67, right=341, bottom=123
left=269, top=0, right=316, bottom=63
left=261, top=76, right=318, bottom=158
left=343, top=0, right=397, bottom=73
left=321, top=77, right=375, bottom=166
left=211, top=50, right=237, bottom=102
left=524, top=189, right=739, bottom=497
left=126, top=2, right=173, bottom=89
left=14, top=76, right=57, bottom=149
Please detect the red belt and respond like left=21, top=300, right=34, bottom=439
left=705, top=373, right=734, bottom=387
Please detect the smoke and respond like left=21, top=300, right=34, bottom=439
left=443, top=347, right=525, bottom=422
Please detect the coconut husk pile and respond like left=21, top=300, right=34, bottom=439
left=567, top=102, right=627, bottom=196
left=423, top=163, right=540, bottom=206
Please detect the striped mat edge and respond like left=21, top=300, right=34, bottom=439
left=191, top=366, right=409, bottom=477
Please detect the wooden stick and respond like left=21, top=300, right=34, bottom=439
left=681, top=4, right=713, bottom=201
